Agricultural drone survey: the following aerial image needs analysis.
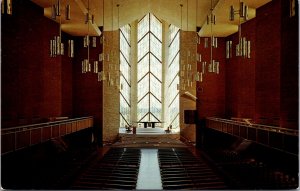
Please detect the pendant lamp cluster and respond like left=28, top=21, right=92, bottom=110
left=49, top=0, right=73, bottom=58
left=178, top=1, right=201, bottom=91
left=197, top=0, right=219, bottom=84
left=82, top=0, right=98, bottom=73
left=180, top=50, right=201, bottom=90
left=227, top=0, right=251, bottom=59
left=205, top=0, right=219, bottom=74
left=97, top=0, right=106, bottom=82
left=1, top=0, right=12, bottom=15
left=97, top=0, right=121, bottom=89
left=195, top=0, right=202, bottom=82
left=104, top=2, right=121, bottom=88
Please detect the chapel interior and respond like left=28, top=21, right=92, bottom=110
left=1, top=0, right=299, bottom=190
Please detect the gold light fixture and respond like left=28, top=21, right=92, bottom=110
left=106, top=1, right=121, bottom=88
left=67, top=0, right=74, bottom=58
left=205, top=0, right=219, bottom=74
left=98, top=0, right=106, bottom=82
left=50, top=0, right=73, bottom=58
left=82, top=0, right=96, bottom=73
left=178, top=3, right=185, bottom=90
left=68, top=39, right=74, bottom=57
left=65, top=0, right=70, bottom=20
left=1, top=0, right=12, bottom=15
left=290, top=0, right=296, bottom=17
left=226, top=40, right=232, bottom=59
left=195, top=0, right=202, bottom=82
left=230, top=1, right=248, bottom=21
left=98, top=0, right=120, bottom=87
left=50, top=0, right=64, bottom=57
left=7, top=0, right=11, bottom=14
left=178, top=2, right=201, bottom=90
left=229, top=0, right=251, bottom=58
left=107, top=0, right=115, bottom=86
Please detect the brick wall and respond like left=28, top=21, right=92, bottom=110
left=225, top=19, right=256, bottom=119
left=72, top=35, right=103, bottom=144
left=197, top=37, right=226, bottom=119
left=1, top=0, right=73, bottom=127
left=255, top=0, right=282, bottom=126
left=280, top=0, right=299, bottom=129
left=102, top=31, right=120, bottom=143
left=180, top=31, right=197, bottom=142
left=197, top=0, right=298, bottom=130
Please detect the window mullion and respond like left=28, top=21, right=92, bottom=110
left=148, top=34, right=150, bottom=120
left=137, top=13, right=162, bottom=122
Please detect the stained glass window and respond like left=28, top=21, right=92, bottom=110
left=137, top=13, right=162, bottom=122
left=120, top=24, right=131, bottom=127
left=167, top=24, right=180, bottom=130
left=120, top=16, right=180, bottom=132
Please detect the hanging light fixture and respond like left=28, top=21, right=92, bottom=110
left=178, top=1, right=200, bottom=90
left=56, top=0, right=61, bottom=16
left=195, top=0, right=202, bottom=82
left=186, top=0, right=188, bottom=31
left=67, top=0, right=74, bottom=60
left=65, top=0, right=71, bottom=20
left=108, top=1, right=121, bottom=88
left=1, top=0, right=12, bottom=15
left=206, top=0, right=219, bottom=74
left=50, top=0, right=64, bottom=57
left=92, top=3, right=99, bottom=76
left=186, top=0, right=193, bottom=88
left=107, top=0, right=114, bottom=86
left=50, top=0, right=73, bottom=58
left=82, top=0, right=96, bottom=73
left=66, top=0, right=73, bottom=58
left=189, top=0, right=200, bottom=83
left=230, top=1, right=248, bottom=21
left=98, top=0, right=106, bottom=82
left=51, top=1, right=56, bottom=19
left=178, top=4, right=186, bottom=90
left=82, top=5, right=91, bottom=72
left=226, top=40, right=232, bottom=59
left=229, top=0, right=251, bottom=58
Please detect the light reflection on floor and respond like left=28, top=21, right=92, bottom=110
left=136, top=149, right=163, bottom=190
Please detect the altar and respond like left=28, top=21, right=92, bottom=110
left=139, top=121, right=162, bottom=128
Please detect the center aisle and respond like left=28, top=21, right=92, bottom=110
left=136, top=149, right=162, bottom=190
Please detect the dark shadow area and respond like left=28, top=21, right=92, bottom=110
left=1, top=128, right=98, bottom=189
left=200, top=128, right=298, bottom=189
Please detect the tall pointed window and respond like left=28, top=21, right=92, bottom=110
left=137, top=13, right=162, bottom=122
left=120, top=24, right=131, bottom=127
left=167, top=24, right=180, bottom=130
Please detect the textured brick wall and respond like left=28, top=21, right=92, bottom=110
left=180, top=31, right=197, bottom=142
left=224, top=0, right=298, bottom=128
left=72, top=35, right=103, bottom=144
left=1, top=0, right=73, bottom=127
left=225, top=19, right=256, bottom=119
left=280, top=0, right=298, bottom=129
left=196, top=37, right=226, bottom=119
left=255, top=0, right=282, bottom=126
left=102, top=31, right=120, bottom=142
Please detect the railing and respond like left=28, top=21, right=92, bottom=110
left=1, top=116, right=94, bottom=155
left=206, top=117, right=298, bottom=155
